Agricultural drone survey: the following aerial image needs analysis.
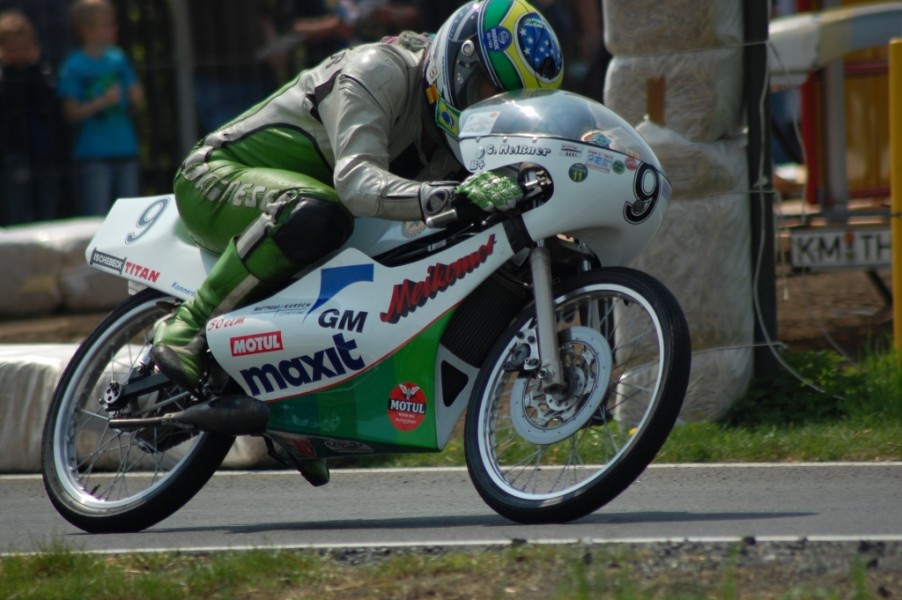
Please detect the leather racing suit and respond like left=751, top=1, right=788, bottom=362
left=149, top=31, right=464, bottom=397
left=174, top=31, right=459, bottom=256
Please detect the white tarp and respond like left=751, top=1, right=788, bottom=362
left=606, top=0, right=754, bottom=420
left=603, top=0, right=743, bottom=55
left=0, top=343, right=269, bottom=472
left=0, top=219, right=129, bottom=317
left=604, top=48, right=744, bottom=144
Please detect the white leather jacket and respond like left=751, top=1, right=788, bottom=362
left=188, top=32, right=460, bottom=221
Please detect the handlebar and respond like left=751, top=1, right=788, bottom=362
left=427, top=165, right=554, bottom=229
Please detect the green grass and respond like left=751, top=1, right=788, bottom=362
left=7, top=348, right=902, bottom=599
left=656, top=348, right=902, bottom=463
left=355, top=348, right=902, bottom=468
left=2, top=543, right=896, bottom=599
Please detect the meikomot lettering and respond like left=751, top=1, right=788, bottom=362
left=380, top=234, right=496, bottom=323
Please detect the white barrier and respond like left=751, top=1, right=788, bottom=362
left=603, top=0, right=753, bottom=421
left=0, top=344, right=76, bottom=472
left=0, top=343, right=271, bottom=473
left=0, top=220, right=271, bottom=472
left=0, top=218, right=129, bottom=317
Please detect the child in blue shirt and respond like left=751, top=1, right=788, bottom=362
left=58, top=0, right=144, bottom=216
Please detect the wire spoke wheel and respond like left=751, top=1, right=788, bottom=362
left=41, top=289, right=233, bottom=533
left=464, top=267, right=690, bottom=523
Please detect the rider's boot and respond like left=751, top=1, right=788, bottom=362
left=154, top=192, right=352, bottom=486
left=151, top=238, right=286, bottom=389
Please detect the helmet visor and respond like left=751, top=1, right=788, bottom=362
left=462, top=68, right=503, bottom=108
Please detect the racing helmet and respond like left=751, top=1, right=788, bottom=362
left=424, top=0, right=564, bottom=144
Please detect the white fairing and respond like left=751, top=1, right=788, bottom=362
left=84, top=196, right=511, bottom=447
left=339, top=217, right=431, bottom=256
left=85, top=196, right=435, bottom=301
left=204, top=229, right=513, bottom=401
left=456, top=89, right=672, bottom=266
left=84, top=195, right=216, bottom=300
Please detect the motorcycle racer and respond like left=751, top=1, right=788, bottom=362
left=151, top=0, right=564, bottom=397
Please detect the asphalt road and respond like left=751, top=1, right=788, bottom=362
left=2, top=463, right=900, bottom=554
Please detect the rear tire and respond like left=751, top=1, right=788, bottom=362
left=464, top=267, right=689, bottom=523
left=41, top=289, right=234, bottom=533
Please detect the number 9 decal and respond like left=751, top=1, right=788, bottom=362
left=125, top=197, right=170, bottom=244
left=624, top=163, right=660, bottom=224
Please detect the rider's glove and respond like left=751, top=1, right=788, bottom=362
left=418, top=172, right=523, bottom=228
left=457, top=171, right=522, bottom=212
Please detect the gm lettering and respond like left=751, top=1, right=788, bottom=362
left=318, top=309, right=367, bottom=332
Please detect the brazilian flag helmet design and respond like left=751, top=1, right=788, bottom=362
left=424, top=0, right=564, bottom=141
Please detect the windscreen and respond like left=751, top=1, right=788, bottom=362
left=458, top=89, right=655, bottom=161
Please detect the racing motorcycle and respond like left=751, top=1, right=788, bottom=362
left=41, top=89, right=690, bottom=533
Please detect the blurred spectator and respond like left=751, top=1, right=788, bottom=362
left=571, top=0, right=609, bottom=102
left=263, top=0, right=347, bottom=71
left=350, top=0, right=420, bottom=41
left=58, top=0, right=144, bottom=216
left=282, top=0, right=420, bottom=70
left=0, top=0, right=71, bottom=66
left=188, top=0, right=283, bottom=133
left=0, top=9, right=64, bottom=224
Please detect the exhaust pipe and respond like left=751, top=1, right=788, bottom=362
left=110, top=395, right=269, bottom=436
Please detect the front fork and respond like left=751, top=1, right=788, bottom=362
left=529, top=241, right=566, bottom=393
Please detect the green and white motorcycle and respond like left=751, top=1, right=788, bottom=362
left=42, top=89, right=690, bottom=533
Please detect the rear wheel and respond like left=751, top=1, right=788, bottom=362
left=464, top=267, right=690, bottom=523
left=41, top=289, right=233, bottom=533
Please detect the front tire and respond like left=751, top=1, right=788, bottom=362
left=41, top=289, right=234, bottom=533
left=464, top=267, right=690, bottom=523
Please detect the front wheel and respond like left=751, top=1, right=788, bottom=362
left=464, top=267, right=690, bottom=523
left=41, top=289, right=234, bottom=533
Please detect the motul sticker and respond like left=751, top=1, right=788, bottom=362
left=388, top=383, right=427, bottom=432
left=231, top=331, right=284, bottom=356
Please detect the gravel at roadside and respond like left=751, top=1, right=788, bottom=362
left=320, top=539, right=902, bottom=598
